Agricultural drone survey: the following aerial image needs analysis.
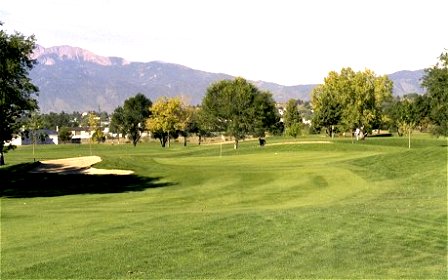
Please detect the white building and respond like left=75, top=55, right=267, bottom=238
left=9, top=129, right=59, bottom=146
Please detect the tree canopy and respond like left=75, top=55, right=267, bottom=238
left=200, top=77, right=278, bottom=148
left=311, top=83, right=343, bottom=136
left=146, top=97, right=186, bottom=147
left=0, top=23, right=39, bottom=165
left=312, top=68, right=393, bottom=137
left=422, top=51, right=448, bottom=136
left=110, top=93, right=152, bottom=146
left=283, top=99, right=302, bottom=138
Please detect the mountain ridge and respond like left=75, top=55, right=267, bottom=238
left=29, top=45, right=426, bottom=113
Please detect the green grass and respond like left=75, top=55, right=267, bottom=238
left=1, top=136, right=447, bottom=278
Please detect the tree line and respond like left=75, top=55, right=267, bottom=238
left=1, top=23, right=447, bottom=165
left=109, top=78, right=295, bottom=149
left=311, top=54, right=447, bottom=140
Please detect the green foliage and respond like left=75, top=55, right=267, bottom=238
left=285, top=122, right=302, bottom=138
left=252, top=91, right=280, bottom=137
left=92, top=128, right=105, bottom=143
left=392, top=99, right=420, bottom=148
left=412, top=94, right=432, bottom=131
left=41, top=111, right=73, bottom=130
left=283, top=99, right=302, bottom=138
left=422, top=51, right=448, bottom=136
left=110, top=93, right=152, bottom=146
left=146, top=97, right=185, bottom=147
left=0, top=23, right=39, bottom=165
left=201, top=77, right=278, bottom=148
left=110, top=106, right=126, bottom=137
left=312, top=68, right=393, bottom=137
left=283, top=99, right=301, bottom=128
left=58, top=127, right=72, bottom=143
left=311, top=83, right=342, bottom=136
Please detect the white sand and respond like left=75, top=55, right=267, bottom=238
left=32, top=156, right=134, bottom=175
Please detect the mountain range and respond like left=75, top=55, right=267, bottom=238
left=29, top=45, right=426, bottom=113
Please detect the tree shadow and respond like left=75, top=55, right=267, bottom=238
left=0, top=162, right=175, bottom=198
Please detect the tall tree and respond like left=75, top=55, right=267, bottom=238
left=413, top=94, right=431, bottom=132
left=201, top=77, right=277, bottom=149
left=394, top=99, right=418, bottom=148
left=252, top=91, right=280, bottom=138
left=283, top=99, right=302, bottom=138
left=110, top=93, right=152, bottom=146
left=422, top=51, right=448, bottom=136
left=146, top=97, right=185, bottom=148
left=193, top=107, right=214, bottom=145
left=312, top=68, right=393, bottom=138
left=311, top=83, right=343, bottom=137
left=0, top=23, right=39, bottom=165
left=343, top=69, right=392, bottom=136
left=110, top=106, right=126, bottom=143
left=30, top=112, right=44, bottom=160
left=178, top=105, right=198, bottom=146
left=87, top=112, right=99, bottom=155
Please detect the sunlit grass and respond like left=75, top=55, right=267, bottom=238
left=1, top=135, right=446, bottom=278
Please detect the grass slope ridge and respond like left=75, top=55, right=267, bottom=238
left=1, top=136, right=446, bottom=278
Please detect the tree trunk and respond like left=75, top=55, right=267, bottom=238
left=0, top=151, right=4, bottom=166
left=160, top=134, right=169, bottom=148
left=234, top=139, right=239, bottom=149
left=183, top=136, right=187, bottom=147
left=159, top=137, right=164, bottom=147
left=160, top=135, right=168, bottom=147
left=198, top=135, right=202, bottom=145
left=408, top=129, right=411, bottom=149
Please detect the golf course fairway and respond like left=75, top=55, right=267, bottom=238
left=1, top=136, right=446, bottom=278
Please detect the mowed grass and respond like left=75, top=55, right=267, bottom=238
left=1, top=136, right=447, bottom=278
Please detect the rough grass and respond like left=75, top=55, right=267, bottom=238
left=1, top=136, right=447, bottom=279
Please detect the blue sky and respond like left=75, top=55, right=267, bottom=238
left=1, top=0, right=447, bottom=85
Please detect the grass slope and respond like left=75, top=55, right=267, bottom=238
left=1, top=136, right=447, bottom=278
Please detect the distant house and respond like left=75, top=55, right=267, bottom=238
left=10, top=129, right=59, bottom=146
left=69, top=127, right=91, bottom=143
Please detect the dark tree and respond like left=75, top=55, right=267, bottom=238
left=252, top=91, right=281, bottom=138
left=110, top=93, right=152, bottom=146
left=422, top=51, right=448, bottom=136
left=58, top=126, right=73, bottom=143
left=110, top=106, right=126, bottom=143
left=41, top=111, right=72, bottom=130
left=200, top=77, right=278, bottom=149
left=0, top=23, right=39, bottom=165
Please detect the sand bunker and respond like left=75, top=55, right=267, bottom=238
left=31, top=156, right=134, bottom=175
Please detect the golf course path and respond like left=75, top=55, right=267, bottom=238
left=31, top=156, right=134, bottom=175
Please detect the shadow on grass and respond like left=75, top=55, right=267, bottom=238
left=0, top=162, right=175, bottom=198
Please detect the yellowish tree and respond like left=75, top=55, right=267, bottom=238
left=146, top=97, right=185, bottom=147
left=312, top=68, right=393, bottom=138
left=87, top=112, right=99, bottom=154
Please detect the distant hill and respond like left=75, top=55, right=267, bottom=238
left=29, top=45, right=426, bottom=113
left=387, top=69, right=425, bottom=96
